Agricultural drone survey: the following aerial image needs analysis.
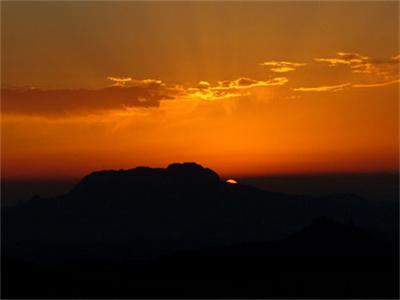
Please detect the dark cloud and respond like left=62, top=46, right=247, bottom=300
left=1, top=83, right=180, bottom=117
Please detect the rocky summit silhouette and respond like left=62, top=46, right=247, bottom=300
left=2, top=163, right=399, bottom=298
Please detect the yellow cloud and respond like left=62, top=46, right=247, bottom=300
left=131, top=79, right=166, bottom=87
left=293, top=83, right=350, bottom=92
left=315, top=52, right=368, bottom=66
left=260, top=60, right=306, bottom=73
left=188, top=77, right=288, bottom=100
left=263, top=77, right=289, bottom=86
left=353, top=79, right=400, bottom=88
left=270, top=67, right=296, bottom=73
left=107, top=76, right=132, bottom=86
left=229, top=77, right=288, bottom=88
left=188, top=89, right=249, bottom=101
left=108, top=77, right=167, bottom=88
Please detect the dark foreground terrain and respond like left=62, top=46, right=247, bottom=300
left=2, top=163, right=399, bottom=298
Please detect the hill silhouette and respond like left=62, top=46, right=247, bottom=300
left=2, top=162, right=398, bottom=298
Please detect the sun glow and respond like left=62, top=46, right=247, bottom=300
left=1, top=2, right=398, bottom=180
left=226, top=179, right=238, bottom=184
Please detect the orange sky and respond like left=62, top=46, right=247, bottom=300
left=1, top=2, right=399, bottom=179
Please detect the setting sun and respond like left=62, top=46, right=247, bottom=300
left=1, top=2, right=399, bottom=180
left=2, top=2, right=398, bottom=298
left=226, top=179, right=238, bottom=184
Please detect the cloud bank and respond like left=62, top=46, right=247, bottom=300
left=1, top=76, right=287, bottom=116
left=2, top=52, right=398, bottom=117
left=1, top=81, right=180, bottom=117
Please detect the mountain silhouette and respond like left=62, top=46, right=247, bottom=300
left=2, top=163, right=398, bottom=298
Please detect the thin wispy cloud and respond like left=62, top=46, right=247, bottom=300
left=292, top=83, right=351, bottom=92
left=353, top=79, right=400, bottom=88
left=260, top=61, right=307, bottom=73
left=293, top=80, right=399, bottom=92
left=315, top=52, right=399, bottom=80
left=315, top=52, right=368, bottom=66
left=107, top=76, right=132, bottom=86
left=130, top=79, right=166, bottom=88
left=313, top=52, right=400, bottom=90
left=188, top=77, right=288, bottom=100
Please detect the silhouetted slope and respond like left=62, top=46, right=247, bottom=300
left=72, top=162, right=220, bottom=199
left=2, top=163, right=397, bottom=262
left=2, top=163, right=398, bottom=298
left=3, top=217, right=398, bottom=298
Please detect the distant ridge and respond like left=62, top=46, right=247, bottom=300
left=72, top=162, right=220, bottom=197
left=2, top=162, right=397, bottom=264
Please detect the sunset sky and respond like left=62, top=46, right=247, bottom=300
left=1, top=1, right=399, bottom=180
